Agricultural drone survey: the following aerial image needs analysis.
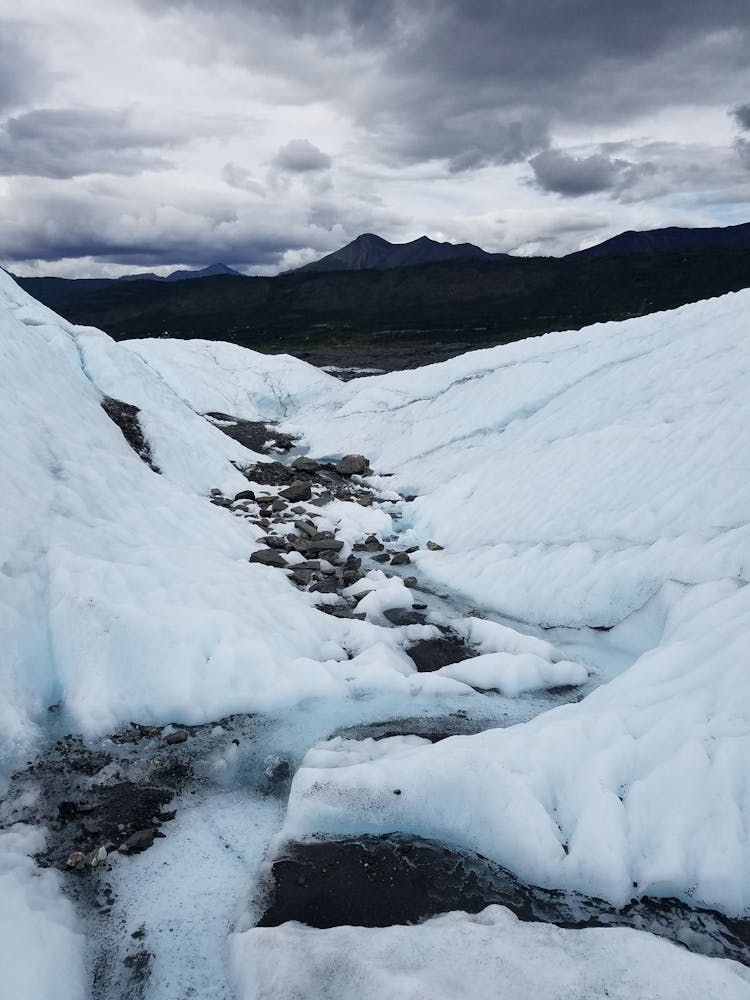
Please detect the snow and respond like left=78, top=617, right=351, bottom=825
left=292, top=291, right=750, bottom=629
left=0, top=825, right=87, bottom=1000
left=0, top=270, right=455, bottom=786
left=2, top=270, right=750, bottom=994
left=284, top=580, right=750, bottom=913
left=122, top=337, right=334, bottom=422
left=232, top=905, right=750, bottom=1000
left=272, top=292, right=750, bottom=917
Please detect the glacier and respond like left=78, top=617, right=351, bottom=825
left=1, top=267, right=749, bottom=998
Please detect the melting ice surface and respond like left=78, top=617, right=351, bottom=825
left=1, top=268, right=749, bottom=998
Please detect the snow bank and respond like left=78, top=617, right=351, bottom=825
left=231, top=905, right=750, bottom=1000
left=274, top=293, right=750, bottom=916
left=0, top=825, right=86, bottom=1000
left=284, top=578, right=750, bottom=914
left=293, top=291, right=750, bottom=629
left=0, top=272, right=440, bottom=783
left=122, top=337, right=334, bottom=422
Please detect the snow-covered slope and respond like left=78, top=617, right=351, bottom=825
left=272, top=291, right=750, bottom=916
left=0, top=271, right=435, bottom=786
left=292, top=291, right=750, bottom=628
left=124, top=290, right=750, bottom=916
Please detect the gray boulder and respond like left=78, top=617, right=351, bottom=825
left=335, top=454, right=370, bottom=476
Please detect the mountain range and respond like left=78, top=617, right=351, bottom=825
left=12, top=220, right=750, bottom=366
left=118, top=263, right=242, bottom=282
left=296, top=233, right=494, bottom=272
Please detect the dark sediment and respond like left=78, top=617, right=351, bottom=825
left=204, top=413, right=296, bottom=453
left=257, top=833, right=750, bottom=966
left=101, top=397, right=160, bottom=473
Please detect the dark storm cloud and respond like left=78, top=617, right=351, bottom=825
left=0, top=179, right=353, bottom=271
left=731, top=104, right=750, bottom=131
left=0, top=109, right=180, bottom=178
left=529, top=149, right=646, bottom=198
left=272, top=139, right=331, bottom=173
left=730, top=104, right=750, bottom=168
left=141, top=0, right=400, bottom=43
left=154, top=0, right=750, bottom=169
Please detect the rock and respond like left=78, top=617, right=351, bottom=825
left=403, top=576, right=418, bottom=588
left=405, top=545, right=420, bottom=554
left=210, top=488, right=223, bottom=497
left=289, top=570, right=313, bottom=586
left=250, top=549, right=288, bottom=568
left=271, top=498, right=287, bottom=512
left=310, top=577, right=340, bottom=594
left=66, top=851, right=87, bottom=870
left=163, top=729, right=188, bottom=746
left=342, top=570, right=364, bottom=585
left=352, top=590, right=375, bottom=605
left=372, top=552, right=390, bottom=563
left=344, top=555, right=362, bottom=570
left=335, top=454, right=370, bottom=476
left=234, top=489, right=256, bottom=502
left=383, top=608, right=427, bottom=627
left=294, top=537, right=344, bottom=554
left=210, top=497, right=233, bottom=509
left=406, top=634, right=477, bottom=672
left=319, top=550, right=342, bottom=562
left=121, top=828, right=156, bottom=854
left=292, top=456, right=320, bottom=472
left=260, top=535, right=289, bottom=550
left=317, top=603, right=356, bottom=618
left=90, top=846, right=107, bottom=867
left=426, top=540, right=445, bottom=551
left=390, top=552, right=411, bottom=566
left=280, top=481, right=312, bottom=502
left=294, top=519, right=318, bottom=538
left=356, top=495, right=373, bottom=507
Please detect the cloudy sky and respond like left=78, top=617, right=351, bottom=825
left=1, top=0, right=749, bottom=277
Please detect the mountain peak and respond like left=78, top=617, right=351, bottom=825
left=297, top=233, right=491, bottom=273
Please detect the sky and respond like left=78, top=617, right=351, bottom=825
left=0, top=0, right=749, bottom=277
